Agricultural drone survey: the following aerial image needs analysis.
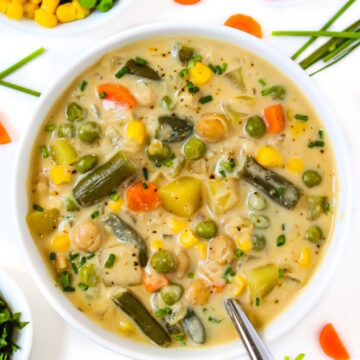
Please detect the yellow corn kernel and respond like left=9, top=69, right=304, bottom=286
left=230, top=275, right=246, bottom=297
left=286, top=158, right=304, bottom=174
left=126, top=120, right=147, bottom=145
left=23, top=1, right=38, bottom=18
left=14, top=0, right=26, bottom=4
left=56, top=2, right=76, bottom=22
left=34, top=8, right=57, bottom=27
left=236, top=238, right=252, bottom=253
left=0, top=0, right=11, bottom=13
left=6, top=1, right=23, bottom=19
left=72, top=0, right=89, bottom=19
left=151, top=239, right=164, bottom=251
left=290, top=120, right=308, bottom=138
left=195, top=242, right=207, bottom=259
left=41, top=0, right=59, bottom=13
left=119, top=320, right=135, bottom=335
left=30, top=0, right=41, bottom=5
left=298, top=246, right=311, bottom=268
left=50, top=165, right=72, bottom=185
left=52, top=233, right=70, bottom=252
left=109, top=198, right=124, bottom=212
left=169, top=218, right=188, bottom=234
left=179, top=229, right=198, bottom=248
left=190, top=62, right=213, bottom=85
left=256, top=146, right=284, bottom=168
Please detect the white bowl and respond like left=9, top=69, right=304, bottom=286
left=0, top=271, right=33, bottom=360
left=12, top=22, right=353, bottom=360
left=0, top=0, right=132, bottom=35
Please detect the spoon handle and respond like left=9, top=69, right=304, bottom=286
left=224, top=298, right=275, bottom=360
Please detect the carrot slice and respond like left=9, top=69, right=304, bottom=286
left=97, top=84, right=137, bottom=109
left=174, top=0, right=200, bottom=4
left=143, top=270, right=168, bottom=292
left=0, top=122, right=11, bottom=144
left=224, top=14, right=263, bottom=38
left=126, top=181, right=162, bottom=212
left=320, top=324, right=350, bottom=360
left=264, top=104, right=285, bottom=133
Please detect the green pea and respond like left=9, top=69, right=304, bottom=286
left=150, top=250, right=176, bottom=274
left=306, top=225, right=323, bottom=244
left=183, top=137, right=206, bottom=160
left=303, top=170, right=322, bottom=188
left=96, top=0, right=113, bottom=12
left=160, top=284, right=183, bottom=305
left=79, top=264, right=99, bottom=287
left=245, top=116, right=266, bottom=138
left=146, top=141, right=172, bottom=162
left=78, top=0, right=97, bottom=9
left=252, top=234, right=266, bottom=251
left=65, top=102, right=87, bottom=122
left=247, top=192, right=267, bottom=211
left=195, top=220, right=217, bottom=239
left=249, top=214, right=270, bottom=229
left=75, top=154, right=98, bottom=174
left=78, top=122, right=101, bottom=144
left=57, top=123, right=76, bottom=138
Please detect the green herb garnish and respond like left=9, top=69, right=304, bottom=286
left=294, top=114, right=309, bottom=121
left=255, top=297, right=260, bottom=306
left=104, top=253, right=116, bottom=268
left=208, top=316, right=222, bottom=323
left=45, top=124, right=56, bottom=132
left=91, top=210, right=100, bottom=219
left=276, top=234, right=286, bottom=247
left=78, top=283, right=88, bottom=291
left=115, top=66, right=129, bottom=79
left=79, top=80, right=88, bottom=92
left=49, top=252, right=56, bottom=260
left=199, top=95, right=213, bottom=104
left=33, top=204, right=43, bottom=212
left=187, top=81, right=199, bottom=94
left=98, top=91, right=106, bottom=99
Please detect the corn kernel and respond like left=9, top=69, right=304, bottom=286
left=72, top=0, right=89, bottom=19
left=52, top=233, right=70, bottom=252
left=235, top=238, right=252, bottom=253
left=23, top=1, right=38, bottom=18
left=169, top=218, right=188, bottom=234
left=286, top=158, right=304, bottom=174
left=230, top=275, right=246, bottom=297
left=41, top=0, right=59, bottom=13
left=108, top=198, right=124, bottom=212
left=290, top=120, right=308, bottom=137
left=50, top=165, right=72, bottom=185
left=56, top=2, right=76, bottom=22
left=179, top=229, right=198, bottom=248
left=126, top=120, right=146, bottom=145
left=151, top=239, right=164, bottom=251
left=190, top=62, right=213, bottom=85
left=30, top=0, right=41, bottom=4
left=195, top=242, right=207, bottom=259
left=0, top=0, right=11, bottom=13
left=119, top=320, right=135, bottom=335
left=34, top=8, right=57, bottom=27
left=15, top=0, right=26, bottom=5
left=298, top=246, right=311, bottom=268
left=256, top=146, right=284, bottom=168
left=6, top=1, right=23, bottom=19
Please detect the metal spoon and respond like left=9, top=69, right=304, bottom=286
left=224, top=298, right=275, bottom=360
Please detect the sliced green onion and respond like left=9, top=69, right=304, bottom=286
left=71, top=262, right=78, bottom=274
left=276, top=234, right=286, bottom=247
left=179, top=68, right=189, bottom=78
left=79, top=80, right=88, bottom=92
left=142, top=181, right=148, bottom=189
left=308, top=140, right=325, bottom=148
left=40, top=145, right=49, bottom=158
left=86, top=253, right=95, bottom=260
left=199, top=95, right=213, bottom=104
left=235, top=248, right=244, bottom=257
left=208, top=316, right=222, bottom=323
left=98, top=91, right=106, bottom=99
left=258, top=78, right=267, bottom=86
left=68, top=253, right=79, bottom=261
left=33, top=204, right=43, bottom=212
left=187, top=81, right=199, bottom=94
left=255, top=297, right=260, bottom=306
left=143, top=167, right=149, bottom=180
left=49, top=252, right=56, bottom=260
left=104, top=253, right=116, bottom=268
left=295, top=114, right=309, bottom=121
left=135, top=57, right=147, bottom=66
left=115, top=66, right=129, bottom=79
left=78, top=257, right=87, bottom=268
left=91, top=210, right=100, bottom=219
left=318, top=130, right=324, bottom=139
left=219, top=170, right=226, bottom=178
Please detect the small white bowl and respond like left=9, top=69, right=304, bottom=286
left=0, top=271, right=33, bottom=360
left=12, top=22, right=353, bottom=360
left=0, top=0, right=132, bottom=35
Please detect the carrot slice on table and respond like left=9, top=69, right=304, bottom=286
left=0, top=122, right=11, bottom=144
left=126, top=181, right=162, bottom=212
left=97, top=84, right=137, bottom=109
left=264, top=104, right=285, bottom=133
left=224, top=14, right=263, bottom=38
left=320, top=323, right=350, bottom=360
left=174, top=0, right=200, bottom=4
left=143, top=270, right=168, bottom=293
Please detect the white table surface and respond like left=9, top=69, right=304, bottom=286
left=1, top=0, right=360, bottom=359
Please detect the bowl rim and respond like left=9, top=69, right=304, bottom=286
left=12, top=21, right=354, bottom=360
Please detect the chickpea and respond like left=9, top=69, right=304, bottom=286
left=185, top=279, right=210, bottom=306
left=72, top=220, right=102, bottom=252
left=208, top=234, right=235, bottom=265
left=195, top=114, right=228, bottom=143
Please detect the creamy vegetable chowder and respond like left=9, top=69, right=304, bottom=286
left=26, top=36, right=336, bottom=348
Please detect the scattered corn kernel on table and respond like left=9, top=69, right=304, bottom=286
left=1, top=0, right=360, bottom=358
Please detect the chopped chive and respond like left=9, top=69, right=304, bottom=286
left=324, top=202, right=331, bottom=214
left=308, top=140, right=325, bottom=148
left=60, top=270, right=71, bottom=289
left=68, top=253, right=79, bottom=261
left=164, top=307, right=172, bottom=315
left=0, top=79, right=40, bottom=97
left=63, top=286, right=75, bottom=292
left=79, top=80, right=88, bottom=92
left=40, top=145, right=49, bottom=158
left=78, top=283, right=88, bottom=291
left=294, top=354, right=306, bottom=360
left=115, top=66, right=129, bottom=79
left=235, top=248, right=244, bottom=257
left=91, top=210, right=100, bottom=219
left=98, top=91, right=106, bottom=99
left=45, top=124, right=56, bottom=132
left=255, top=297, right=260, bottom=306
left=208, top=316, right=222, bottom=323
left=187, top=55, right=202, bottom=69
left=156, top=309, right=164, bottom=317
left=258, top=78, right=267, bottom=86
left=278, top=187, right=285, bottom=196
left=295, top=114, right=309, bottom=121
left=110, top=192, right=120, bottom=201
left=186, top=81, right=199, bottom=94
left=199, top=95, right=213, bottom=104
left=318, top=129, right=324, bottom=138
left=209, top=64, right=216, bottom=73
left=279, top=268, right=284, bottom=278
left=143, top=167, right=149, bottom=180
left=179, top=68, right=189, bottom=78
left=104, top=253, right=116, bottom=268
left=78, top=257, right=87, bottom=268
left=86, top=252, right=95, bottom=260
left=175, top=334, right=185, bottom=341
left=272, top=30, right=360, bottom=39
left=33, top=204, right=43, bottom=212
left=261, top=87, right=274, bottom=96
left=187, top=272, right=195, bottom=279
left=49, top=252, right=56, bottom=260
left=135, top=57, right=147, bottom=66
left=219, top=170, right=226, bottom=178
left=276, top=234, right=286, bottom=247
left=222, top=63, right=228, bottom=73
left=142, top=181, right=148, bottom=189
left=71, top=262, right=78, bottom=274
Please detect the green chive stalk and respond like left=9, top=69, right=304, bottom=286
left=0, top=79, right=41, bottom=97
left=272, top=30, right=360, bottom=39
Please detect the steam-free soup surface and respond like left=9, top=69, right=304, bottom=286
left=27, top=36, right=336, bottom=348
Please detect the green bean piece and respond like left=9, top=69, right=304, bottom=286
left=65, top=102, right=87, bottom=122
left=225, top=67, right=246, bottom=91
left=252, top=234, right=267, bottom=251
left=308, top=195, right=327, bottom=220
left=51, top=139, right=77, bottom=165
left=75, top=154, right=98, bottom=174
left=78, top=0, right=97, bottom=8
left=302, top=170, right=322, bottom=188
left=156, top=116, right=194, bottom=143
left=247, top=192, right=267, bottom=211
left=178, top=46, right=194, bottom=64
left=306, top=225, right=323, bottom=244
left=26, top=209, right=59, bottom=236
left=261, top=85, right=286, bottom=100
left=249, top=214, right=270, bottom=229
left=125, top=59, right=161, bottom=80
left=183, top=137, right=206, bottom=160
left=79, top=264, right=99, bottom=287
left=146, top=141, right=172, bottom=162
left=96, top=0, right=113, bottom=11
left=57, top=123, right=76, bottom=138
left=195, top=220, right=217, bottom=239
left=78, top=122, right=101, bottom=144
left=160, top=284, right=184, bottom=305
left=150, top=250, right=176, bottom=274
left=245, top=116, right=266, bottom=138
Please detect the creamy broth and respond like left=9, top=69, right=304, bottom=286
left=26, top=36, right=336, bottom=348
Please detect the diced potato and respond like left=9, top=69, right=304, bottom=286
left=207, top=179, right=238, bottom=215
left=246, top=264, right=278, bottom=300
left=159, top=177, right=202, bottom=217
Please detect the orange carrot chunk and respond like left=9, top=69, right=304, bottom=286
left=264, top=104, right=285, bottom=133
left=126, top=181, right=162, bottom=212
left=224, top=14, right=263, bottom=38
left=143, top=270, right=168, bottom=292
left=0, top=122, right=11, bottom=144
left=97, top=84, right=137, bottom=109
left=174, top=0, right=200, bottom=4
left=320, top=324, right=350, bottom=360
